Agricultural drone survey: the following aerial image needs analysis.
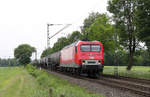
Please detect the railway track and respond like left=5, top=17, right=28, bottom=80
left=86, top=78, right=150, bottom=97
left=102, top=74, right=150, bottom=85
left=83, top=74, right=150, bottom=97
left=45, top=69, right=150, bottom=97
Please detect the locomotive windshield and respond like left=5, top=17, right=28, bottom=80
left=91, top=45, right=101, bottom=51
left=80, top=44, right=101, bottom=52
left=80, top=45, right=90, bottom=51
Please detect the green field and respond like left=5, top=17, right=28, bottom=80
left=103, top=66, right=150, bottom=79
left=0, top=67, right=49, bottom=97
left=2, top=66, right=149, bottom=97
left=0, top=66, right=102, bottom=97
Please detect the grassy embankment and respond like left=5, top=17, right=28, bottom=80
left=0, top=67, right=49, bottom=97
left=26, top=64, right=102, bottom=97
left=103, top=66, right=150, bottom=79
left=0, top=66, right=102, bottom=97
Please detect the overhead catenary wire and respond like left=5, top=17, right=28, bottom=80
left=46, top=0, right=106, bottom=47
left=47, top=24, right=72, bottom=48
left=49, top=24, right=71, bottom=39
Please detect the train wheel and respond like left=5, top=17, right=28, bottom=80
left=99, top=69, right=103, bottom=75
left=77, top=69, right=81, bottom=76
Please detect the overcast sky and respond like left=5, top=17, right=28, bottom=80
left=0, top=0, right=109, bottom=59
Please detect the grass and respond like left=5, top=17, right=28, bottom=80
left=1, top=66, right=149, bottom=97
left=26, top=64, right=102, bottom=97
left=103, top=66, right=150, bottom=79
left=0, top=66, right=102, bottom=97
left=0, top=67, right=49, bottom=97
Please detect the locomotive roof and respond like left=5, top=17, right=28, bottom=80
left=62, top=40, right=79, bottom=49
left=62, top=40, right=100, bottom=49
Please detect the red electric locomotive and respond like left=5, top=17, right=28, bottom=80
left=40, top=40, right=104, bottom=77
left=60, top=40, right=104, bottom=76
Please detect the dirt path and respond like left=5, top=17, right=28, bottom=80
left=15, top=75, right=25, bottom=97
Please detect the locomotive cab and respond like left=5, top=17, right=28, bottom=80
left=76, top=41, right=104, bottom=75
left=60, top=40, right=104, bottom=77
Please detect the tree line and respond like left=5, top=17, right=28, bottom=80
left=13, top=0, right=150, bottom=70
left=41, top=0, right=150, bottom=70
left=0, top=58, right=19, bottom=66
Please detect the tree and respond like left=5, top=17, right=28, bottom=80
left=67, top=31, right=81, bottom=43
left=14, top=44, right=36, bottom=65
left=88, top=14, right=115, bottom=52
left=52, top=37, right=69, bottom=52
left=134, top=49, right=150, bottom=66
left=107, top=0, right=138, bottom=70
left=136, top=0, right=150, bottom=54
left=80, top=12, right=117, bottom=66
left=41, top=37, right=69, bottom=58
left=81, top=12, right=104, bottom=40
left=40, top=48, right=53, bottom=58
left=81, top=13, right=116, bottom=52
left=41, top=31, right=82, bottom=58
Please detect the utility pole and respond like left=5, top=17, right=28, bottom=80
left=47, top=24, right=51, bottom=48
left=114, top=30, right=118, bottom=76
left=47, top=24, right=71, bottom=48
left=8, top=56, right=10, bottom=66
left=35, top=51, right=37, bottom=60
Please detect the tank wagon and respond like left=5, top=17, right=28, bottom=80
left=40, top=40, right=104, bottom=76
left=47, top=51, right=60, bottom=69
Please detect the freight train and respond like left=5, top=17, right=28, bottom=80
left=40, top=40, right=104, bottom=77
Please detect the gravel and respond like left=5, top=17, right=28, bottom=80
left=47, top=70, right=145, bottom=97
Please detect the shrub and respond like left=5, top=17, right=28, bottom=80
left=26, top=64, right=36, bottom=75
left=26, top=64, right=51, bottom=88
left=36, top=73, right=50, bottom=88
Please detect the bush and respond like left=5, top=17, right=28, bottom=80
left=26, top=64, right=36, bottom=75
left=33, top=69, right=42, bottom=77
left=26, top=64, right=51, bottom=88
left=36, top=73, right=50, bottom=88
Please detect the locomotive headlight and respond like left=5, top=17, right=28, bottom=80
left=98, top=60, right=101, bottom=64
left=82, top=60, right=85, bottom=65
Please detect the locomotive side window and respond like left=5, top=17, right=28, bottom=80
left=81, top=45, right=90, bottom=51
left=75, top=46, right=77, bottom=53
left=91, top=45, right=101, bottom=52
